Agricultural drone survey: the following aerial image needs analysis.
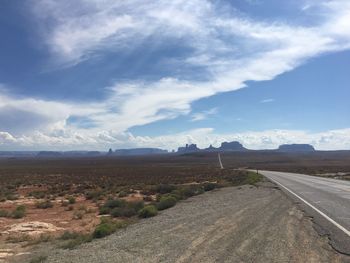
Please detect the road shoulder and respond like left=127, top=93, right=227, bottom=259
left=29, top=181, right=349, bottom=263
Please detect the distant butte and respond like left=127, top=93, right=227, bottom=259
left=277, top=144, right=315, bottom=152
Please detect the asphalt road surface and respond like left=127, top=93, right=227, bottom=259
left=260, top=170, right=350, bottom=255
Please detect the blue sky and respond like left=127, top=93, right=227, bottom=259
left=0, top=0, right=349, bottom=150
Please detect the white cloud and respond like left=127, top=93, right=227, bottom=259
left=75, top=0, right=350, bottom=134
left=0, top=132, right=16, bottom=144
left=50, top=14, right=134, bottom=64
left=260, top=99, right=275, bottom=103
left=191, top=108, right=218, bottom=122
left=1, top=128, right=350, bottom=151
left=301, top=4, right=312, bottom=11
left=31, top=0, right=213, bottom=66
left=33, top=0, right=350, bottom=68
left=0, top=90, right=106, bottom=135
left=1, top=0, right=349, bottom=149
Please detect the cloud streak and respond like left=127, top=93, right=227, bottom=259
left=191, top=108, right=218, bottom=122
left=260, top=99, right=275, bottom=103
left=1, top=0, right=349, bottom=149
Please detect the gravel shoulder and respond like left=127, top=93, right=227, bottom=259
left=38, top=181, right=349, bottom=262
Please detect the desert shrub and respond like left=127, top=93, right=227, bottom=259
left=72, top=211, right=84, bottom=220
left=225, top=171, right=263, bottom=186
left=92, top=218, right=130, bottom=238
left=61, top=200, right=69, bottom=207
left=78, top=205, right=88, bottom=211
left=36, top=200, right=53, bottom=209
left=159, top=191, right=182, bottom=201
left=85, top=190, right=103, bottom=200
left=7, top=185, right=16, bottom=190
left=92, top=218, right=128, bottom=239
left=118, top=191, right=128, bottom=197
left=127, top=201, right=144, bottom=212
left=110, top=207, right=136, bottom=218
left=12, top=205, right=26, bottom=219
left=157, top=196, right=177, bottom=210
left=140, top=189, right=154, bottom=195
left=6, top=194, right=18, bottom=201
left=29, top=191, right=46, bottom=199
left=179, top=185, right=204, bottom=198
left=99, top=198, right=128, bottom=215
left=60, top=233, right=92, bottom=249
left=244, top=172, right=263, bottom=185
left=27, top=234, right=52, bottom=246
left=0, top=209, right=9, bottom=217
left=138, top=205, right=158, bottom=218
left=170, top=190, right=183, bottom=200
left=98, top=206, right=110, bottom=215
left=67, top=196, right=76, bottom=204
left=93, top=223, right=115, bottom=238
left=155, top=184, right=176, bottom=194
left=60, top=231, right=80, bottom=240
left=98, top=199, right=119, bottom=214
left=15, top=205, right=26, bottom=212
left=128, top=189, right=137, bottom=194
left=203, top=182, right=217, bottom=191
left=103, top=199, right=126, bottom=209
left=109, top=201, right=144, bottom=217
left=143, top=196, right=153, bottom=202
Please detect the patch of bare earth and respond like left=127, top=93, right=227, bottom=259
left=0, top=193, right=99, bottom=262
left=0, top=186, right=155, bottom=262
left=38, top=181, right=349, bottom=263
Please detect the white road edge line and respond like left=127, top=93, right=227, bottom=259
left=266, top=175, right=350, bottom=237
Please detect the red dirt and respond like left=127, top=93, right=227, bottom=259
left=0, top=195, right=100, bottom=240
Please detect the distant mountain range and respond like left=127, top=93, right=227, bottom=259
left=0, top=142, right=327, bottom=158
left=277, top=144, right=315, bottom=152
left=178, top=141, right=247, bottom=153
left=36, top=151, right=103, bottom=157
left=0, top=151, right=104, bottom=158
left=109, top=148, right=168, bottom=156
left=177, top=142, right=316, bottom=154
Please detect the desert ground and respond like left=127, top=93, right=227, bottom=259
left=0, top=152, right=350, bottom=262
left=28, top=180, right=349, bottom=263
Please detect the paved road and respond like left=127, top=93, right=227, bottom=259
left=260, top=170, right=350, bottom=254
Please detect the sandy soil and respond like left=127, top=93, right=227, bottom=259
left=0, top=193, right=100, bottom=263
left=0, top=186, right=156, bottom=262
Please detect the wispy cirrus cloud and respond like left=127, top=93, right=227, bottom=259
left=191, top=108, right=218, bottom=122
left=1, top=0, right=349, bottom=149
left=31, top=0, right=213, bottom=66
left=33, top=0, right=350, bottom=69
left=260, top=99, right=275, bottom=103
